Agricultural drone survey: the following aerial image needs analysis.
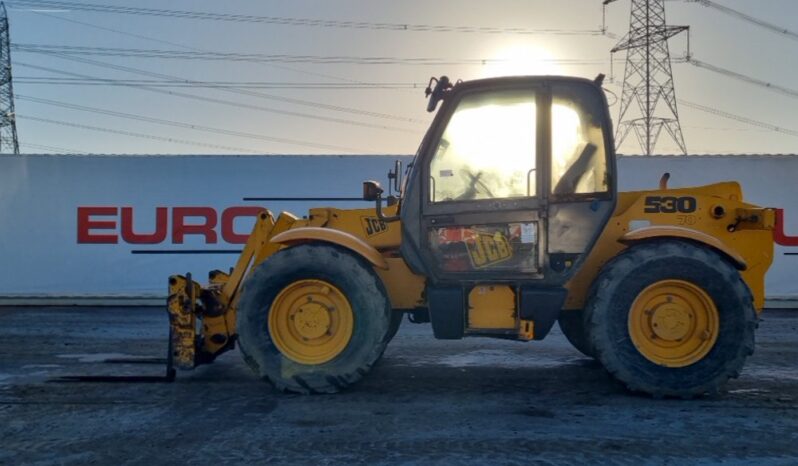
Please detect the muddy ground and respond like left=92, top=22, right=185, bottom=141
left=0, top=306, right=796, bottom=465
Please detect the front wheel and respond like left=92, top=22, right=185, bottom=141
left=237, top=244, right=392, bottom=394
left=587, top=240, right=757, bottom=398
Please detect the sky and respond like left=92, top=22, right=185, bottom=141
left=4, top=0, right=798, bottom=156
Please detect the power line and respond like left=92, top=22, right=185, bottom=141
left=28, top=9, right=371, bottom=86
left=13, top=54, right=421, bottom=133
left=12, top=43, right=621, bottom=66
left=21, top=54, right=798, bottom=146
left=18, top=55, right=798, bottom=147
left=17, top=115, right=272, bottom=153
left=14, top=15, right=429, bottom=123
left=8, top=0, right=606, bottom=35
left=16, top=94, right=370, bottom=153
left=16, top=2, right=796, bottom=152
left=12, top=76, right=426, bottom=89
left=25, top=9, right=430, bottom=122
left=24, top=44, right=798, bottom=102
left=16, top=51, right=427, bottom=126
left=679, top=100, right=798, bottom=138
left=682, top=126, right=771, bottom=133
left=14, top=57, right=426, bottom=125
left=19, top=141, right=85, bottom=154
left=618, top=53, right=798, bottom=101
left=685, top=0, right=798, bottom=42
left=687, top=58, right=798, bottom=100
left=605, top=77, right=798, bottom=138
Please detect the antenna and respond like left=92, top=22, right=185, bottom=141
left=608, top=0, right=688, bottom=155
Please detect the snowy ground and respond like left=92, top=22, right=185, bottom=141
left=1, top=306, right=796, bottom=465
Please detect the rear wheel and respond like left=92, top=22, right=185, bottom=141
left=237, top=244, right=391, bottom=394
left=587, top=240, right=756, bottom=398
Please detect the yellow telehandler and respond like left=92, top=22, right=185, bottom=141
left=167, top=74, right=775, bottom=397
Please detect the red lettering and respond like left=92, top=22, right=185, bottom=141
left=221, top=206, right=267, bottom=244
left=121, top=207, right=168, bottom=244
left=172, top=207, right=217, bottom=244
left=775, top=208, right=798, bottom=246
left=77, top=207, right=118, bottom=244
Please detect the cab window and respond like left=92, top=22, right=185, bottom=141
left=550, top=87, right=609, bottom=195
left=429, top=91, right=537, bottom=202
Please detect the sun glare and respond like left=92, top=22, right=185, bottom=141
left=481, top=44, right=562, bottom=79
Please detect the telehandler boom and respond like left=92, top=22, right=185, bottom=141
left=167, top=74, right=775, bottom=397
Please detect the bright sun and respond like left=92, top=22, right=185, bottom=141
left=480, top=44, right=562, bottom=78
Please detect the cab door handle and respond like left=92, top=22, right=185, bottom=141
left=430, top=216, right=455, bottom=225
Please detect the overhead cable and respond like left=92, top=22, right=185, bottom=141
left=29, top=10, right=374, bottom=86
left=19, top=142, right=86, bottom=154
left=13, top=76, right=425, bottom=89
left=16, top=94, right=369, bottom=153
left=13, top=43, right=621, bottom=66
left=17, top=115, right=271, bottom=153
left=685, top=0, right=798, bottom=42
left=16, top=15, right=426, bottom=123
left=8, top=0, right=605, bottom=35
left=679, top=100, right=798, bottom=138
left=14, top=55, right=421, bottom=133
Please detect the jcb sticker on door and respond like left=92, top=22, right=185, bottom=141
left=467, top=231, right=512, bottom=268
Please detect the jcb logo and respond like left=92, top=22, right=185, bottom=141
left=361, top=216, right=388, bottom=237
left=467, top=232, right=512, bottom=268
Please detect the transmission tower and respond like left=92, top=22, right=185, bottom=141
left=606, top=0, right=688, bottom=155
left=0, top=2, right=18, bottom=154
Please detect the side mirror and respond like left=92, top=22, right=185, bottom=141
left=387, top=160, right=403, bottom=196
left=363, top=180, right=400, bottom=222
left=362, top=180, right=384, bottom=201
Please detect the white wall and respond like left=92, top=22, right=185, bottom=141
left=0, top=154, right=411, bottom=302
left=0, top=154, right=795, bottom=305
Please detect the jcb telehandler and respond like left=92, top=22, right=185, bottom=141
left=167, top=74, right=775, bottom=397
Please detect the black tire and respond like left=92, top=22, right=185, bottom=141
left=237, top=243, right=392, bottom=394
left=586, top=239, right=757, bottom=398
left=557, top=309, right=595, bottom=358
left=386, top=311, right=404, bottom=343
left=372, top=311, right=404, bottom=366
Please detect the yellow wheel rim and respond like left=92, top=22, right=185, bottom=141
left=268, top=279, right=354, bottom=365
left=628, top=279, right=719, bottom=368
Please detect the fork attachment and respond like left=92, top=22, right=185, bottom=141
left=167, top=273, right=202, bottom=370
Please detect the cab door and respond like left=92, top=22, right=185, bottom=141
left=545, top=81, right=616, bottom=280
left=405, top=80, right=615, bottom=285
left=420, top=86, right=546, bottom=281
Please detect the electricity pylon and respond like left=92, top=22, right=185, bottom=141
left=0, top=2, right=19, bottom=154
left=606, top=0, right=688, bottom=155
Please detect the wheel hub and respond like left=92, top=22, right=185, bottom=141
left=650, top=303, right=691, bottom=341
left=293, top=301, right=332, bottom=340
left=628, top=279, right=720, bottom=368
left=268, top=279, right=354, bottom=365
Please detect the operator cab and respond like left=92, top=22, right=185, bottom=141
left=398, top=75, right=617, bottom=339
